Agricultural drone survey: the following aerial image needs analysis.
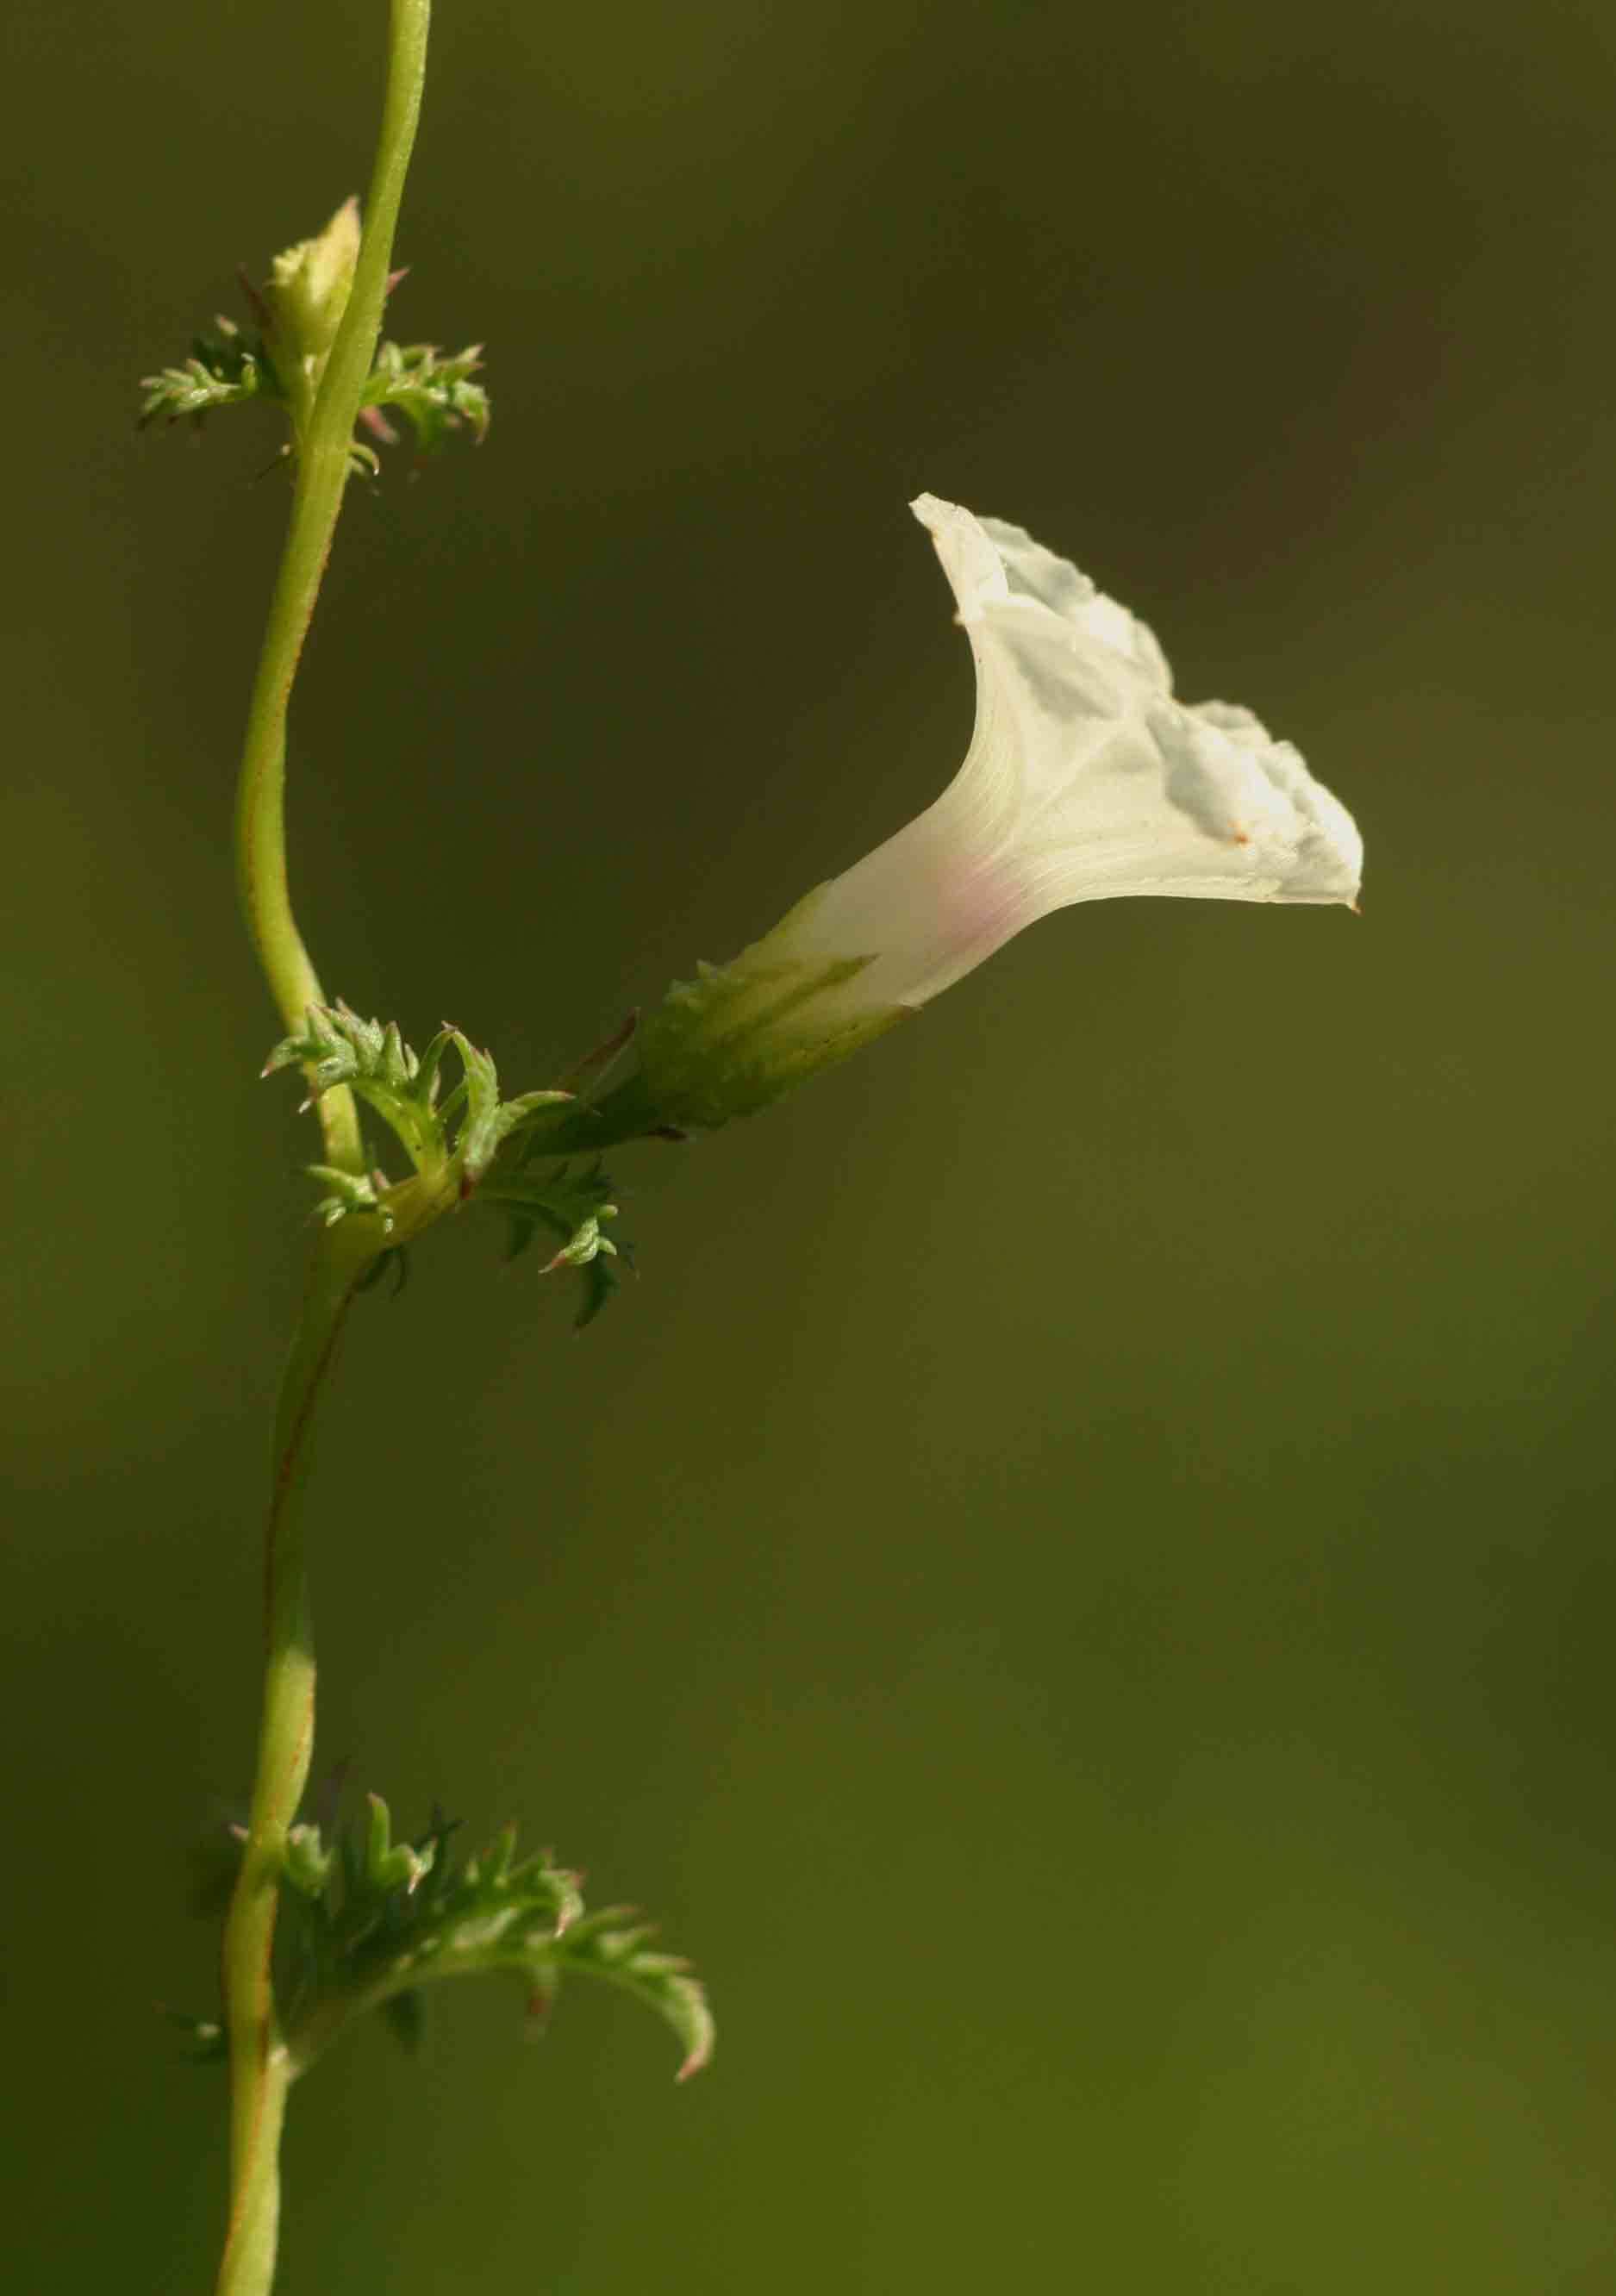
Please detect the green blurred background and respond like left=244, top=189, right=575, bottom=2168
left=6, top=0, right=1616, bottom=2287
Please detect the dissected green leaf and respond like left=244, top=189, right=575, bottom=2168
left=224, top=1796, right=713, bottom=2083
left=362, top=339, right=490, bottom=454
left=140, top=292, right=488, bottom=464
left=265, top=1001, right=445, bottom=1167
left=550, top=1906, right=714, bottom=2081
left=137, top=315, right=283, bottom=428
left=479, top=1151, right=631, bottom=1326
left=262, top=1005, right=641, bottom=1306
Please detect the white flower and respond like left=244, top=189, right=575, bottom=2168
left=636, top=494, right=1362, bottom=1127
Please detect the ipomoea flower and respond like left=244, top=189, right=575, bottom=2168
left=635, top=493, right=1362, bottom=1128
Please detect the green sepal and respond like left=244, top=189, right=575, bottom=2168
left=638, top=897, right=909, bottom=1128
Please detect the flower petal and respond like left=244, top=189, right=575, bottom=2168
left=977, top=514, right=1173, bottom=694
left=912, top=494, right=1362, bottom=919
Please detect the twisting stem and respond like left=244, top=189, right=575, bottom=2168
left=234, top=0, right=433, bottom=1177
left=216, top=6, right=433, bottom=2293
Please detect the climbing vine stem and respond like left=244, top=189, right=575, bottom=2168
left=216, top=6, right=433, bottom=2292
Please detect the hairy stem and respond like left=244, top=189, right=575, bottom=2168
left=234, top=0, right=433, bottom=1178
left=216, top=6, right=433, bottom=2292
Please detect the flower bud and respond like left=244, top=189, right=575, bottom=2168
left=265, top=196, right=362, bottom=371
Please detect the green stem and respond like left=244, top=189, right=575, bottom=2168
left=216, top=7, right=433, bottom=2293
left=234, top=0, right=432, bottom=1179
left=215, top=1226, right=377, bottom=2296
